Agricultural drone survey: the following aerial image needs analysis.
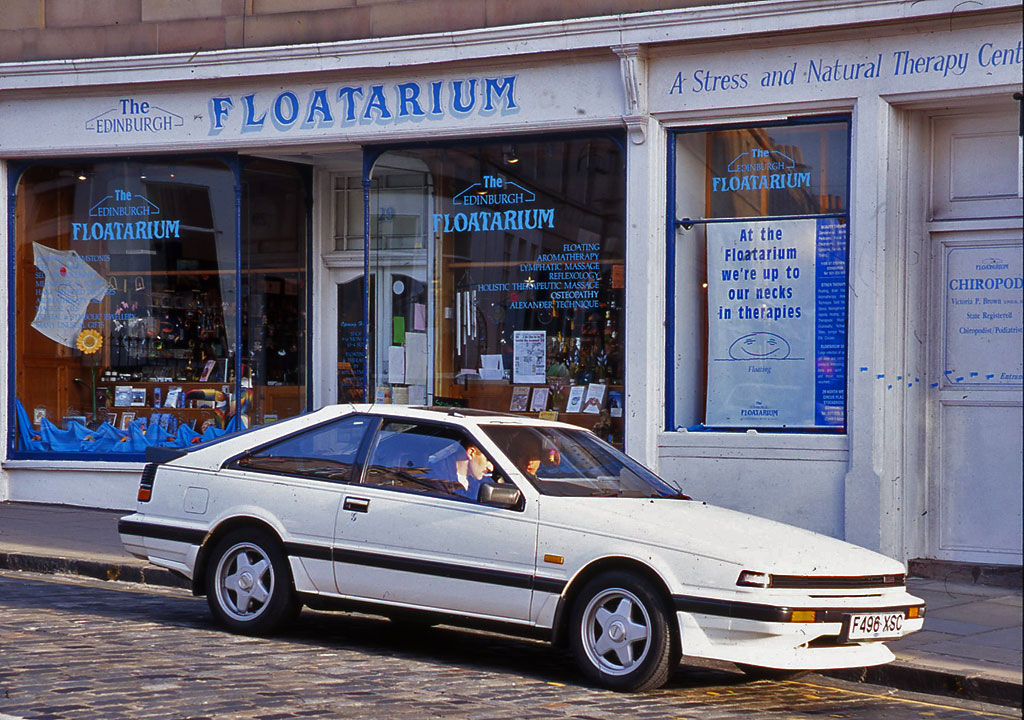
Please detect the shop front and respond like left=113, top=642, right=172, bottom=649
left=1, top=52, right=636, bottom=508
left=650, top=17, right=1022, bottom=565
left=1, top=1, right=1021, bottom=567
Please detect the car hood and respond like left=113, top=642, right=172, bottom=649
left=538, top=497, right=905, bottom=576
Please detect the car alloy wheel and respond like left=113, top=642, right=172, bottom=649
left=205, top=527, right=298, bottom=634
left=569, top=570, right=677, bottom=692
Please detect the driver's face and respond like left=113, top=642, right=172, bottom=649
left=524, top=458, right=541, bottom=475
left=466, top=446, right=493, bottom=480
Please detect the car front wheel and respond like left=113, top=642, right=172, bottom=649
left=205, top=527, right=298, bottom=635
left=569, top=570, right=678, bottom=692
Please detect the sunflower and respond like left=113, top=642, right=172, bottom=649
left=76, top=329, right=103, bottom=354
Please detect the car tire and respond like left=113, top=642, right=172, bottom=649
left=736, top=664, right=808, bottom=681
left=205, top=527, right=298, bottom=635
left=569, top=570, right=678, bottom=692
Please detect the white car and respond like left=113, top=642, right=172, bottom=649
left=119, top=405, right=924, bottom=692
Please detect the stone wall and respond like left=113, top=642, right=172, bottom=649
left=1, top=0, right=738, bottom=62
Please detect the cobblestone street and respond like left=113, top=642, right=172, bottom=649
left=0, top=571, right=1018, bottom=720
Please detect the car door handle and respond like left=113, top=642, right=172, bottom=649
left=343, top=497, right=370, bottom=513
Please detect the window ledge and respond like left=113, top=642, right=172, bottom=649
left=658, top=429, right=848, bottom=461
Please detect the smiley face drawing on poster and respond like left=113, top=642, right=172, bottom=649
left=728, top=331, right=792, bottom=360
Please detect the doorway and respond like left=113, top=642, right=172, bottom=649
left=919, top=105, right=1023, bottom=565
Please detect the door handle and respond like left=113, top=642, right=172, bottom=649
left=344, top=496, right=370, bottom=513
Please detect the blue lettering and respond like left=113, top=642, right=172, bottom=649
left=451, top=79, right=477, bottom=113
left=395, top=82, right=424, bottom=117
left=242, top=93, right=266, bottom=129
left=273, top=91, right=300, bottom=127
left=483, top=76, right=517, bottom=111
left=210, top=96, right=233, bottom=131
left=978, top=40, right=1023, bottom=68
left=430, top=81, right=444, bottom=115
left=337, top=86, right=363, bottom=122
left=305, top=89, right=334, bottom=124
left=364, top=84, right=392, bottom=120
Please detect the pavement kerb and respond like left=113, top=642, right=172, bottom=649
left=824, top=664, right=1023, bottom=709
left=1, top=549, right=1019, bottom=709
left=0, top=551, right=190, bottom=590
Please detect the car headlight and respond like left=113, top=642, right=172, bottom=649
left=736, top=570, right=769, bottom=588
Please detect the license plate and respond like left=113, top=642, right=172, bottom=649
left=847, top=611, right=905, bottom=640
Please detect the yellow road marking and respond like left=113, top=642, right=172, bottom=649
left=785, top=679, right=1021, bottom=718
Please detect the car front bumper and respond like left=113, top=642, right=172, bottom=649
left=672, top=592, right=925, bottom=670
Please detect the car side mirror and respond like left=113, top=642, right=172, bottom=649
left=478, top=481, right=522, bottom=510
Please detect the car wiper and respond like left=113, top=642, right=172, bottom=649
left=661, top=492, right=693, bottom=500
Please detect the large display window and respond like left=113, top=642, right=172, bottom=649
left=9, top=156, right=309, bottom=457
left=668, top=118, right=850, bottom=432
left=366, top=133, right=627, bottom=443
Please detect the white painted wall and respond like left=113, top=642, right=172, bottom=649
left=0, top=3, right=1019, bottom=562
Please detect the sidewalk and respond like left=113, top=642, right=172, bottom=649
left=1, top=501, right=1020, bottom=707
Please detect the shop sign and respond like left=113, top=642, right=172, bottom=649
left=432, top=175, right=555, bottom=233
left=705, top=218, right=846, bottom=428
left=85, top=98, right=184, bottom=135
left=71, top=189, right=181, bottom=242
left=944, top=245, right=1023, bottom=386
left=712, top=148, right=811, bottom=194
left=1, top=59, right=624, bottom=156
left=208, top=76, right=518, bottom=135
left=650, top=25, right=1021, bottom=111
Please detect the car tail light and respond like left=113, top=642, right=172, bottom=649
left=138, top=463, right=158, bottom=502
left=737, top=570, right=769, bottom=587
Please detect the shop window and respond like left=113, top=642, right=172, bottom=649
left=9, top=156, right=309, bottom=458
left=366, top=134, right=626, bottom=444
left=668, top=118, right=850, bottom=432
left=241, top=160, right=309, bottom=426
left=333, top=175, right=364, bottom=252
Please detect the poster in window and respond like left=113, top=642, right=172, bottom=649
left=513, top=330, right=546, bottom=384
left=706, top=218, right=846, bottom=428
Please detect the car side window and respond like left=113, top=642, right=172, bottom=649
left=363, top=421, right=486, bottom=500
left=232, top=415, right=371, bottom=482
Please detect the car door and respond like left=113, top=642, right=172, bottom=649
left=332, top=419, right=538, bottom=622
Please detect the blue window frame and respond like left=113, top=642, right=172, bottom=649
left=666, top=116, right=851, bottom=432
left=7, top=154, right=313, bottom=460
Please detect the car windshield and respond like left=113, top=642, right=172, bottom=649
left=480, top=425, right=689, bottom=499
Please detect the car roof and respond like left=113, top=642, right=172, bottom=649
left=159, top=403, right=583, bottom=471
left=352, top=403, right=575, bottom=428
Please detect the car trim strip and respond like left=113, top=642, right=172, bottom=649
left=673, top=594, right=925, bottom=623
left=117, top=519, right=205, bottom=545
left=284, top=541, right=332, bottom=561
left=119, top=521, right=569, bottom=595
left=327, top=546, right=568, bottom=593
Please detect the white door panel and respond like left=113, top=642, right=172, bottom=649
left=925, top=107, right=1023, bottom=565
left=333, top=487, right=537, bottom=620
left=938, top=402, right=1023, bottom=561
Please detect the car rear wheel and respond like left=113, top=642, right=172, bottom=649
left=205, top=527, right=298, bottom=635
left=569, top=570, right=678, bottom=692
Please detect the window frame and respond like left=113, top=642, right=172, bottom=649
left=227, top=414, right=379, bottom=485
left=665, top=114, right=852, bottom=434
left=358, top=416, right=525, bottom=508
left=5, top=153, right=315, bottom=461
